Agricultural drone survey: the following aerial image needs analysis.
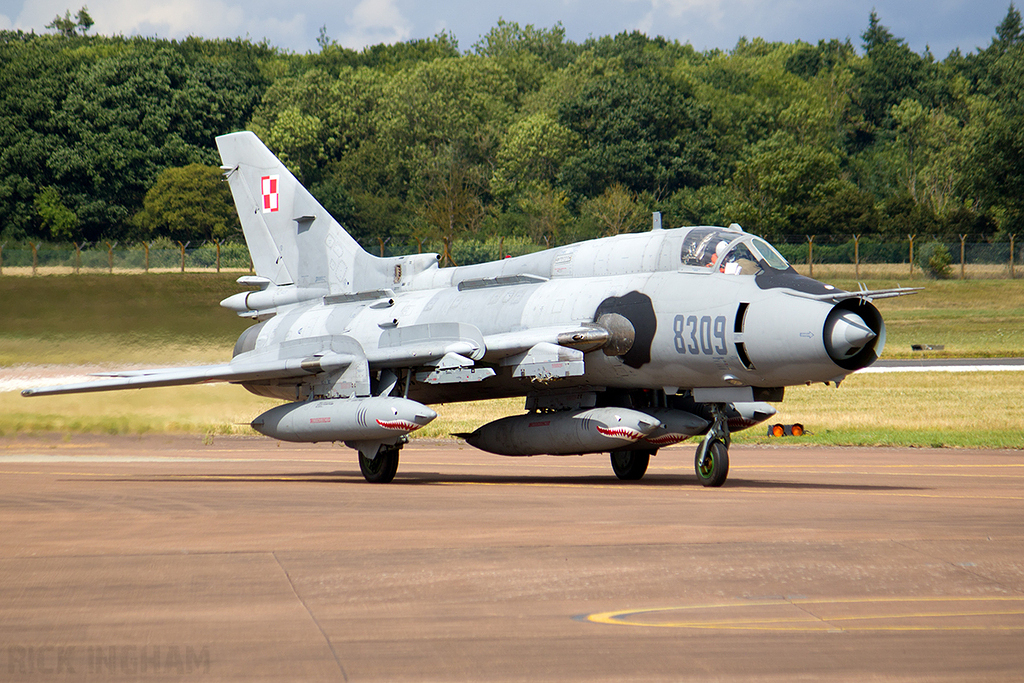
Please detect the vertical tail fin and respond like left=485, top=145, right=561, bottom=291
left=216, top=131, right=368, bottom=293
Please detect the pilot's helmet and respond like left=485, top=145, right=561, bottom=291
left=715, top=240, right=729, bottom=260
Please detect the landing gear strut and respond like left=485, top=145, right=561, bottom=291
left=359, top=444, right=401, bottom=483
left=694, top=403, right=730, bottom=487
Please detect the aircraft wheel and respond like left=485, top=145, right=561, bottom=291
left=359, top=445, right=400, bottom=483
left=610, top=449, right=652, bottom=480
left=695, top=439, right=729, bottom=487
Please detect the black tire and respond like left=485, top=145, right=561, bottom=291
left=695, top=439, right=729, bottom=487
left=610, top=449, right=652, bottom=480
left=359, top=446, right=400, bottom=483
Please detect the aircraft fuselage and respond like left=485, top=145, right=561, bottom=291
left=233, top=235, right=882, bottom=405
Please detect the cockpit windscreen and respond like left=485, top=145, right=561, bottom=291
left=680, top=227, right=792, bottom=275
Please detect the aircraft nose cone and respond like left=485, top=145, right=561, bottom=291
left=827, top=311, right=877, bottom=359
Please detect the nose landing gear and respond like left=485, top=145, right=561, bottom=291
left=695, top=403, right=730, bottom=487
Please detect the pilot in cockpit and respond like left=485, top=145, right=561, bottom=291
left=718, top=242, right=759, bottom=275
left=708, top=240, right=728, bottom=269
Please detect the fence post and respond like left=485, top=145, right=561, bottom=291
left=853, top=234, right=860, bottom=280
left=807, top=235, right=814, bottom=279
left=0, top=242, right=5, bottom=275
left=442, top=237, right=458, bottom=267
left=215, top=239, right=221, bottom=273
left=908, top=234, right=916, bottom=277
left=105, top=241, right=117, bottom=274
left=144, top=242, right=150, bottom=272
left=1012, top=234, right=1017, bottom=279
left=177, top=241, right=190, bottom=273
left=960, top=234, right=966, bottom=280
left=31, top=242, right=40, bottom=276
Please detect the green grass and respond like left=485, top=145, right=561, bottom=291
left=3, top=273, right=1022, bottom=366
left=1, top=273, right=1022, bottom=447
left=827, top=278, right=1024, bottom=358
left=4, top=374, right=1021, bottom=449
left=729, top=371, right=1024, bottom=449
left=0, top=273, right=251, bottom=365
left=0, top=384, right=278, bottom=437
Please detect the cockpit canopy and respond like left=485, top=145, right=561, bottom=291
left=680, top=226, right=791, bottom=275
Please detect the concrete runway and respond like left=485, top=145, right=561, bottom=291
left=1, top=435, right=1022, bottom=681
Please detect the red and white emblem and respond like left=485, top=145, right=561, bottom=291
left=261, top=175, right=279, bottom=213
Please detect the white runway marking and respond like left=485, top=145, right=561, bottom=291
left=858, top=365, right=1024, bottom=374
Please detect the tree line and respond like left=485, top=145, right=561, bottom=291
left=2, top=7, right=1023, bottom=256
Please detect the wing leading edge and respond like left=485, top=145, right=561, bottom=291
left=19, top=357, right=341, bottom=397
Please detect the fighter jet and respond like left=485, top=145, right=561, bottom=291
left=23, top=132, right=916, bottom=485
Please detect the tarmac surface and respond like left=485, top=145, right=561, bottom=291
left=1, top=434, right=1022, bottom=681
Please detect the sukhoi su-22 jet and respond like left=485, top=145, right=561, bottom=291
left=24, top=132, right=916, bottom=485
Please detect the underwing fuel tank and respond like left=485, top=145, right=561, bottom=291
left=463, top=407, right=660, bottom=456
left=251, top=397, right=437, bottom=443
left=634, top=408, right=709, bottom=448
left=727, top=401, right=778, bottom=432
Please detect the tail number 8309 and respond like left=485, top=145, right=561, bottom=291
left=673, top=315, right=727, bottom=356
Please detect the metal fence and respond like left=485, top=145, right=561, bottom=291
left=0, top=242, right=252, bottom=274
left=773, top=236, right=1021, bottom=279
left=0, top=237, right=1020, bottom=278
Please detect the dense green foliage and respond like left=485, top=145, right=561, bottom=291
left=2, top=9, right=1023, bottom=254
left=0, top=32, right=272, bottom=242
left=132, top=164, right=238, bottom=242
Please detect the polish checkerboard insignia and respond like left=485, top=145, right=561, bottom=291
left=261, top=175, right=279, bottom=213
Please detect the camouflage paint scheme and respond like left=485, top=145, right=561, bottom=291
left=25, top=132, right=915, bottom=485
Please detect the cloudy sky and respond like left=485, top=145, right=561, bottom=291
left=0, top=0, right=1014, bottom=58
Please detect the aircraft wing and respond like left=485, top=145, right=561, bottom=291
left=21, top=323, right=612, bottom=397
left=19, top=356, right=349, bottom=397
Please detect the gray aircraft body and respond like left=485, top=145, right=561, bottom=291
left=24, top=132, right=915, bottom=485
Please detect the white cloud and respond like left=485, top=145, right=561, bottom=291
left=339, top=0, right=412, bottom=48
left=9, top=0, right=67, bottom=31
left=100, top=0, right=246, bottom=37
left=633, top=0, right=744, bottom=48
left=647, top=0, right=728, bottom=21
left=1, top=0, right=1012, bottom=59
left=6, top=0, right=312, bottom=49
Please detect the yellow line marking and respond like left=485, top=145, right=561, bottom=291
left=586, top=597, right=1024, bottom=632
left=758, top=465, right=1024, bottom=469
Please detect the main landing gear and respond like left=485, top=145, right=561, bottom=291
left=358, top=444, right=401, bottom=483
left=610, top=449, right=655, bottom=480
left=694, top=403, right=730, bottom=487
